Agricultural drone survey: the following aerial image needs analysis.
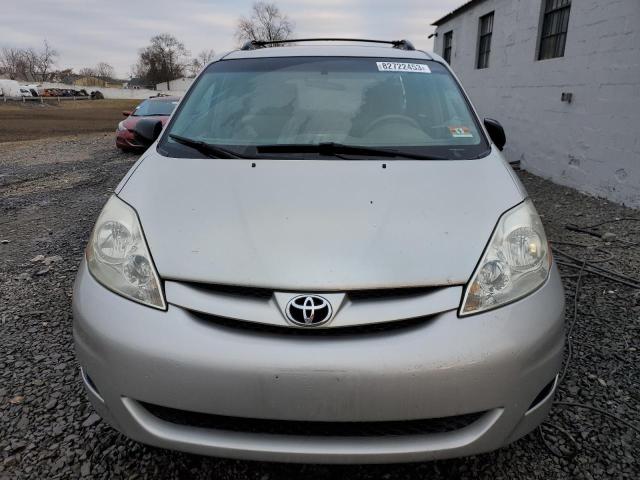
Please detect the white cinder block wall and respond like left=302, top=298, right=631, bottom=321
left=433, top=0, right=640, bottom=207
left=155, top=78, right=194, bottom=92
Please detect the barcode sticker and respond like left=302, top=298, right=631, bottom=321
left=376, top=62, right=431, bottom=73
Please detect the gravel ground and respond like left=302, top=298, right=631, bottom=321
left=1, top=134, right=638, bottom=479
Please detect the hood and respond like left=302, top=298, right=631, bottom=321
left=122, top=115, right=170, bottom=130
left=118, top=151, right=525, bottom=290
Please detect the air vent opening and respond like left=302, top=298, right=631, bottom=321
left=527, top=376, right=557, bottom=412
left=140, top=402, right=486, bottom=437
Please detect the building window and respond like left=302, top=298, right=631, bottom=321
left=443, top=31, right=453, bottom=64
left=477, top=12, right=494, bottom=69
left=538, top=0, right=571, bottom=60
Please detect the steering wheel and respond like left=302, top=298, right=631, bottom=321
left=364, top=115, right=422, bottom=135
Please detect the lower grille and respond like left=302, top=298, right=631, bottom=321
left=141, top=402, right=485, bottom=437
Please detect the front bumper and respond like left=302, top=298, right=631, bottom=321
left=115, top=130, right=143, bottom=150
left=73, top=261, right=564, bottom=463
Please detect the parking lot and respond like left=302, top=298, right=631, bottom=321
left=1, top=127, right=639, bottom=478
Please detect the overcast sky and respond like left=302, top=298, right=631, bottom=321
left=0, top=0, right=460, bottom=78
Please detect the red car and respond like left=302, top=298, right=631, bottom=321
left=116, top=96, right=180, bottom=151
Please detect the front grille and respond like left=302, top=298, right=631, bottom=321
left=178, top=282, right=438, bottom=303
left=176, top=282, right=450, bottom=335
left=141, top=402, right=485, bottom=437
left=347, top=286, right=439, bottom=301
left=179, top=282, right=273, bottom=300
left=189, top=311, right=431, bottom=336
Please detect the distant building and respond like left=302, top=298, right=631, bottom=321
left=74, top=76, right=106, bottom=87
left=52, top=69, right=75, bottom=85
left=73, top=77, right=123, bottom=88
left=433, top=0, right=640, bottom=207
left=124, top=78, right=156, bottom=90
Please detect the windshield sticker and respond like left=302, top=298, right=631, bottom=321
left=449, top=126, right=473, bottom=138
left=376, top=62, right=431, bottom=73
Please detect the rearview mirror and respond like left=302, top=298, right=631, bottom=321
left=132, top=119, right=163, bottom=147
left=484, top=118, right=506, bottom=151
left=122, top=110, right=132, bottom=117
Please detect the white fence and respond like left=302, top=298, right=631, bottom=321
left=155, top=77, right=194, bottom=92
left=2, top=95, right=88, bottom=103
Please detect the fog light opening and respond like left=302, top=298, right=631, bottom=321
left=81, top=367, right=104, bottom=402
left=527, top=375, right=558, bottom=412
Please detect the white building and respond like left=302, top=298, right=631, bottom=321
left=432, top=0, right=640, bottom=207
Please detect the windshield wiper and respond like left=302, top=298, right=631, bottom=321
left=256, top=142, right=447, bottom=160
left=169, top=134, right=248, bottom=159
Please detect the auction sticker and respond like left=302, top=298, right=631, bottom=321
left=376, top=62, right=431, bottom=73
left=449, top=126, right=473, bottom=138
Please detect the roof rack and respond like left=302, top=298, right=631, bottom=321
left=240, top=38, right=416, bottom=51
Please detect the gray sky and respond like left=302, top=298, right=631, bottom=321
left=0, top=0, right=459, bottom=78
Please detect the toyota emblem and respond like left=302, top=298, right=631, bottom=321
left=285, top=295, right=333, bottom=327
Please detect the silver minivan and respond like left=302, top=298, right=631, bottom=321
left=73, top=38, right=565, bottom=463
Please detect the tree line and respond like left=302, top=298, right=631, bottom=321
left=0, top=41, right=59, bottom=82
left=130, top=34, right=215, bottom=89
left=0, top=2, right=294, bottom=88
left=131, top=2, right=293, bottom=88
left=0, top=41, right=119, bottom=85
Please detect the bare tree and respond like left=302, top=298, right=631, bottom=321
left=0, top=40, right=57, bottom=81
left=36, top=40, right=58, bottom=81
left=135, top=33, right=190, bottom=89
left=95, top=62, right=115, bottom=80
left=78, top=67, right=96, bottom=77
left=21, top=48, right=39, bottom=81
left=129, top=63, right=143, bottom=81
left=0, top=47, right=23, bottom=79
left=189, top=49, right=215, bottom=76
left=77, top=62, right=115, bottom=83
left=235, top=2, right=294, bottom=46
left=77, top=67, right=104, bottom=86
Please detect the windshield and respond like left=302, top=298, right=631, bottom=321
left=160, top=56, right=489, bottom=159
left=132, top=99, right=178, bottom=116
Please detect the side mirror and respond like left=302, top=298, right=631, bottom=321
left=132, top=118, right=163, bottom=147
left=122, top=110, right=132, bottom=117
left=484, top=118, right=506, bottom=151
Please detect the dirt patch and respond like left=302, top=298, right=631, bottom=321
left=0, top=99, right=140, bottom=143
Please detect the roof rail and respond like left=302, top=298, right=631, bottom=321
left=240, top=38, right=416, bottom=51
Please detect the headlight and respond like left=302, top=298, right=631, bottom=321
left=460, top=199, right=550, bottom=316
left=117, top=121, right=127, bottom=132
left=86, top=196, right=166, bottom=309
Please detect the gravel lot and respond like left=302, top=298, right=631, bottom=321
left=1, top=134, right=638, bottom=479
